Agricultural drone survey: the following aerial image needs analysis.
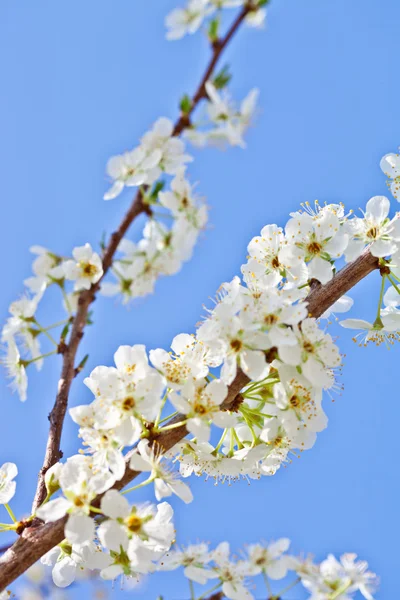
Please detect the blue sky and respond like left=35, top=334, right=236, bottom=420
left=1, top=0, right=399, bottom=597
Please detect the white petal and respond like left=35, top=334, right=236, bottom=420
left=384, top=286, right=400, bottom=307
left=103, top=180, right=124, bottom=201
left=0, top=482, right=16, bottom=505
left=187, top=418, right=210, bottom=443
left=36, top=497, right=70, bottom=522
left=340, top=319, right=372, bottom=330
left=266, top=558, right=289, bottom=580
left=240, top=350, right=268, bottom=381
left=97, top=520, right=129, bottom=553
left=129, top=453, right=152, bottom=472
left=65, top=514, right=95, bottom=545
left=171, top=480, right=193, bottom=504
left=365, top=195, right=390, bottom=222
left=52, top=556, right=77, bottom=588
left=100, top=489, right=130, bottom=519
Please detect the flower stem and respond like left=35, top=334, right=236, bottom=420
left=196, top=582, right=222, bottom=600
left=157, top=419, right=187, bottom=432
left=122, top=475, right=155, bottom=495
left=4, top=504, right=17, bottom=524
left=189, top=579, right=195, bottom=600
left=154, top=390, right=170, bottom=428
left=157, top=411, right=178, bottom=426
left=33, top=319, right=58, bottom=347
left=276, top=576, right=301, bottom=596
left=263, top=571, right=273, bottom=596
left=329, top=581, right=351, bottom=599
left=374, top=274, right=386, bottom=325
left=28, top=350, right=57, bottom=364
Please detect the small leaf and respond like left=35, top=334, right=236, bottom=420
left=179, top=94, right=192, bottom=115
left=212, top=64, right=232, bottom=90
left=208, top=17, right=220, bottom=43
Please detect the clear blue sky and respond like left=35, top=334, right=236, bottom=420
left=1, top=0, right=399, bottom=598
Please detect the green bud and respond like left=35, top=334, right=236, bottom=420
left=75, top=354, right=89, bottom=374
left=60, top=322, right=70, bottom=342
left=208, top=17, right=220, bottom=43
left=212, top=64, right=232, bottom=90
left=179, top=94, right=192, bottom=115
left=150, top=180, right=166, bottom=201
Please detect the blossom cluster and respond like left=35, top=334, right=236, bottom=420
left=165, top=0, right=267, bottom=41
left=158, top=539, right=378, bottom=600
left=185, top=82, right=259, bottom=149
left=8, top=189, right=390, bottom=595
left=1, top=243, right=103, bottom=401
left=0, top=464, right=378, bottom=597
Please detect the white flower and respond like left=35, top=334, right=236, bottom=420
left=301, top=553, right=378, bottom=600
left=158, top=170, right=207, bottom=230
left=4, top=338, right=28, bottom=401
left=81, top=344, right=165, bottom=438
left=129, top=440, right=193, bottom=503
left=197, top=310, right=270, bottom=385
left=380, top=152, right=400, bottom=200
left=2, top=287, right=46, bottom=369
left=285, top=207, right=348, bottom=283
left=169, top=379, right=234, bottom=442
left=246, top=7, right=267, bottom=28
left=245, top=223, right=306, bottom=284
left=150, top=333, right=209, bottom=389
left=245, top=539, right=291, bottom=579
left=140, top=118, right=192, bottom=175
left=36, top=456, right=113, bottom=544
left=24, top=246, right=65, bottom=292
left=98, top=490, right=174, bottom=555
left=278, top=317, right=341, bottom=389
left=103, top=147, right=161, bottom=200
left=64, top=244, right=103, bottom=291
left=41, top=541, right=108, bottom=588
left=211, top=542, right=254, bottom=600
left=158, top=543, right=212, bottom=584
left=190, top=82, right=260, bottom=149
left=165, top=0, right=213, bottom=40
left=272, top=365, right=328, bottom=433
left=340, top=314, right=400, bottom=347
left=0, top=462, right=18, bottom=504
left=345, top=196, right=400, bottom=261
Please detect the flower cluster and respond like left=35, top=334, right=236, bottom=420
left=32, top=456, right=175, bottom=588
left=101, top=169, right=208, bottom=302
left=185, top=82, right=259, bottom=149
left=1, top=243, right=103, bottom=401
left=35, top=190, right=400, bottom=521
left=158, top=539, right=378, bottom=600
left=165, top=0, right=267, bottom=41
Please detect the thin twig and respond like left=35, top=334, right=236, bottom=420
left=31, top=4, right=252, bottom=513
left=0, top=250, right=379, bottom=591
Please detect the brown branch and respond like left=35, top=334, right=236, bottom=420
left=31, top=5, right=252, bottom=514
left=0, top=249, right=379, bottom=591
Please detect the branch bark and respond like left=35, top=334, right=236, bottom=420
left=31, top=5, right=252, bottom=514
left=0, top=249, right=379, bottom=590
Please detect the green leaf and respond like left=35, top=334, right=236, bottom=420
left=179, top=94, right=192, bottom=115
left=150, top=180, right=166, bottom=201
left=212, top=64, right=232, bottom=90
left=208, top=17, right=220, bottom=43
